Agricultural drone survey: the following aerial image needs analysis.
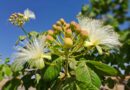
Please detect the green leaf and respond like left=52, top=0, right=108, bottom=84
left=19, top=35, right=26, bottom=41
left=15, top=35, right=26, bottom=45
left=43, top=57, right=62, bottom=81
left=29, top=31, right=38, bottom=37
left=4, top=58, right=10, bottom=64
left=0, top=71, right=3, bottom=80
left=2, top=65, right=12, bottom=77
left=75, top=62, right=101, bottom=90
left=52, top=77, right=80, bottom=90
left=86, top=61, right=118, bottom=76
left=61, top=78, right=78, bottom=90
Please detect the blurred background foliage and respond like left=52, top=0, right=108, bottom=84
left=79, top=0, right=130, bottom=89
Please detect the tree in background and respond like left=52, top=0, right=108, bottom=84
left=79, top=0, right=130, bottom=89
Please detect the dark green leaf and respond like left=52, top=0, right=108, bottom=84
left=43, top=57, right=62, bottom=81
left=86, top=61, right=118, bottom=76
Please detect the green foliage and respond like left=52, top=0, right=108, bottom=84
left=0, top=58, right=12, bottom=81
left=86, top=61, right=118, bottom=76
left=79, top=0, right=130, bottom=89
left=42, top=57, right=62, bottom=81
left=75, top=62, right=101, bottom=90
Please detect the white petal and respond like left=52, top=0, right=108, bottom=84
left=12, top=36, right=46, bottom=70
left=24, top=8, right=36, bottom=19
left=78, top=16, right=121, bottom=49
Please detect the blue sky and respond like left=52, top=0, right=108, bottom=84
left=0, top=0, right=89, bottom=59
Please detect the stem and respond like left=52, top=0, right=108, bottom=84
left=54, top=40, right=61, bottom=46
left=69, top=40, right=84, bottom=56
left=60, top=34, right=64, bottom=42
left=64, top=49, right=70, bottom=77
left=20, top=27, right=35, bottom=44
left=56, top=35, right=62, bottom=44
left=21, top=27, right=29, bottom=37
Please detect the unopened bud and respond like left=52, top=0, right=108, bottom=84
left=12, top=14, right=17, bottom=18
left=19, top=21, right=24, bottom=27
left=56, top=26, right=62, bottom=31
left=48, top=30, right=54, bottom=35
left=80, top=30, right=88, bottom=39
left=64, top=23, right=70, bottom=30
left=65, top=29, right=72, bottom=37
left=56, top=21, right=61, bottom=26
left=46, top=35, right=54, bottom=42
left=75, top=24, right=81, bottom=33
left=64, top=38, right=73, bottom=48
left=18, top=13, right=24, bottom=17
left=52, top=24, right=57, bottom=30
left=53, top=25, right=62, bottom=32
left=70, top=21, right=78, bottom=27
left=60, top=18, right=65, bottom=25
left=9, top=16, right=13, bottom=20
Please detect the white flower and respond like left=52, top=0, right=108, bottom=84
left=12, top=36, right=51, bottom=71
left=78, top=16, right=121, bottom=49
left=24, top=8, right=36, bottom=20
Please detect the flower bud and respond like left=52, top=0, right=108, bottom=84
left=64, top=23, right=70, bottom=30
left=53, top=25, right=62, bottom=32
left=80, top=30, right=88, bottom=39
left=70, top=21, right=78, bottom=27
left=65, top=29, right=72, bottom=37
left=46, top=35, right=54, bottom=42
left=60, top=18, right=65, bottom=25
left=52, top=24, right=57, bottom=30
left=19, top=21, right=24, bottom=27
left=48, top=30, right=54, bottom=35
left=64, top=37, right=73, bottom=48
left=75, top=24, right=81, bottom=33
left=56, top=21, right=61, bottom=26
left=18, top=13, right=24, bottom=17
left=56, top=26, right=62, bottom=31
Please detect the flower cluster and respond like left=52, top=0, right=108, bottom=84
left=46, top=18, right=88, bottom=52
left=45, top=17, right=121, bottom=56
left=10, top=10, right=121, bottom=72
left=9, top=13, right=25, bottom=27
left=9, top=9, right=35, bottom=27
